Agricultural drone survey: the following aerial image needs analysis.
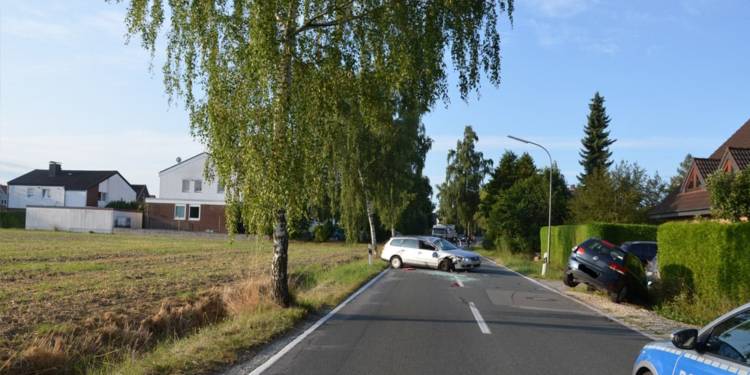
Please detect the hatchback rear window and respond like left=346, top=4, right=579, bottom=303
left=390, top=239, right=404, bottom=247
left=582, top=239, right=625, bottom=261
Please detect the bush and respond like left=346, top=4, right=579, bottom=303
left=0, top=211, right=25, bottom=228
left=313, top=221, right=334, bottom=243
left=105, top=200, right=140, bottom=210
left=540, top=223, right=657, bottom=270
left=657, top=221, right=750, bottom=324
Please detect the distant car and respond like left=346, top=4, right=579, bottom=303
left=620, top=241, right=658, bottom=265
left=381, top=236, right=481, bottom=271
left=633, top=302, right=750, bottom=375
left=563, top=238, right=648, bottom=303
left=431, top=224, right=457, bottom=242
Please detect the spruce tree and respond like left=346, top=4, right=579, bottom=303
left=578, top=92, right=616, bottom=182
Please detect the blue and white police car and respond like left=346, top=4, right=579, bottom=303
left=633, top=302, right=750, bottom=375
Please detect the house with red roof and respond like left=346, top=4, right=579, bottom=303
left=651, top=118, right=750, bottom=220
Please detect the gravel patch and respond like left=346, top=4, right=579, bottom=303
left=538, top=279, right=698, bottom=339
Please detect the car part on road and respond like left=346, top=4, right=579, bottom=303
left=390, top=256, right=402, bottom=269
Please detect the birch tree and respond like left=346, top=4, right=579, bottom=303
left=121, top=0, right=514, bottom=306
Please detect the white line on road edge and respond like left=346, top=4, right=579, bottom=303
left=247, top=268, right=390, bottom=375
left=469, top=302, right=491, bottom=334
left=481, top=257, right=659, bottom=341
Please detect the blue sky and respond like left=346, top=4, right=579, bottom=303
left=2, top=0, right=749, bottom=198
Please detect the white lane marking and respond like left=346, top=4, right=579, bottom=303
left=469, top=302, right=491, bottom=334
left=480, top=256, right=659, bottom=341
left=453, top=275, right=464, bottom=287
left=247, top=268, right=389, bottom=375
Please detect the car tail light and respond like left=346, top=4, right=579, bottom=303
left=608, top=262, right=626, bottom=275
left=601, top=240, right=615, bottom=248
left=574, top=246, right=585, bottom=255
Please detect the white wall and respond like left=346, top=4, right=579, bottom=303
left=25, top=206, right=143, bottom=233
left=64, top=190, right=87, bottom=207
left=26, top=206, right=114, bottom=233
left=158, top=153, right=225, bottom=201
left=98, top=174, right=137, bottom=207
left=9, top=185, right=65, bottom=208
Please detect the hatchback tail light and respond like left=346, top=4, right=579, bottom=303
left=574, top=246, right=585, bottom=255
left=608, top=262, right=626, bottom=275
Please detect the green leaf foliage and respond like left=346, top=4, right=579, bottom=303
left=0, top=212, right=25, bottom=228
left=707, top=168, right=750, bottom=221
left=578, top=92, right=615, bottom=182
left=569, top=162, right=667, bottom=224
left=484, top=161, right=570, bottom=254
left=657, top=222, right=750, bottom=324
left=437, top=125, right=492, bottom=235
left=120, top=0, right=514, bottom=236
left=540, top=223, right=657, bottom=271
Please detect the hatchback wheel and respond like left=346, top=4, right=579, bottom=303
left=390, top=256, right=403, bottom=269
left=563, top=273, right=579, bottom=288
left=610, top=286, right=628, bottom=303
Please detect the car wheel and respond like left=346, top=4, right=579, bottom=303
left=438, top=258, right=453, bottom=272
left=563, top=273, right=579, bottom=287
left=638, top=370, right=652, bottom=375
left=610, top=286, right=628, bottom=303
left=390, top=256, right=403, bottom=269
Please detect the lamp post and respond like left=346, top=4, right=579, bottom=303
left=507, top=135, right=553, bottom=276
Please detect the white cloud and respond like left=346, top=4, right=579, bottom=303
left=526, top=0, right=596, bottom=18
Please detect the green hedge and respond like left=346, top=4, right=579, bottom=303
left=0, top=211, right=25, bottom=228
left=540, top=223, right=657, bottom=270
left=658, top=222, right=750, bottom=322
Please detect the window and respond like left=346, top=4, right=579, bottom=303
left=193, top=179, right=202, bottom=192
left=704, top=309, right=750, bottom=364
left=27, top=188, right=33, bottom=198
left=389, top=239, right=404, bottom=247
left=98, top=192, right=107, bottom=201
left=401, top=239, right=419, bottom=248
left=217, top=182, right=224, bottom=194
left=42, top=188, right=50, bottom=198
left=419, top=240, right=436, bottom=250
left=174, top=204, right=186, bottom=220
left=182, top=179, right=190, bottom=193
left=189, top=205, right=201, bottom=220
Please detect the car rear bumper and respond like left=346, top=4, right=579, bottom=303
left=566, top=259, right=624, bottom=293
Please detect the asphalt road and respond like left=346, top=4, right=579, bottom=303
left=249, top=260, right=649, bottom=375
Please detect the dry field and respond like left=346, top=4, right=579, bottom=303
left=0, top=229, right=369, bottom=373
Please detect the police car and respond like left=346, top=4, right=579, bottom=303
left=633, top=302, right=750, bottom=375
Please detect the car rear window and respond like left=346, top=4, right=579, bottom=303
left=390, top=239, right=404, bottom=247
left=582, top=239, right=625, bottom=262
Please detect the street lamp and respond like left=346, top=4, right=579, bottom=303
left=507, top=135, right=553, bottom=276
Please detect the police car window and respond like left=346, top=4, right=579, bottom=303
left=705, top=310, right=750, bottom=364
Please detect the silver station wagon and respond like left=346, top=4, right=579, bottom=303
left=380, top=236, right=481, bottom=271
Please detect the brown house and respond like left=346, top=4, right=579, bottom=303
left=144, top=153, right=227, bottom=233
left=650, top=118, right=750, bottom=220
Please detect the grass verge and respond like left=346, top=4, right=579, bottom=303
left=91, top=259, right=385, bottom=374
left=477, top=248, right=564, bottom=280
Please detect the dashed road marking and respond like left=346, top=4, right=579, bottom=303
left=469, top=302, right=491, bottom=334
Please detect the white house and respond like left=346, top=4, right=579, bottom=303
left=145, top=153, right=227, bottom=232
left=8, top=162, right=137, bottom=209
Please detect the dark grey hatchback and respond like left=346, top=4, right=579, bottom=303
left=563, top=238, right=648, bottom=303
